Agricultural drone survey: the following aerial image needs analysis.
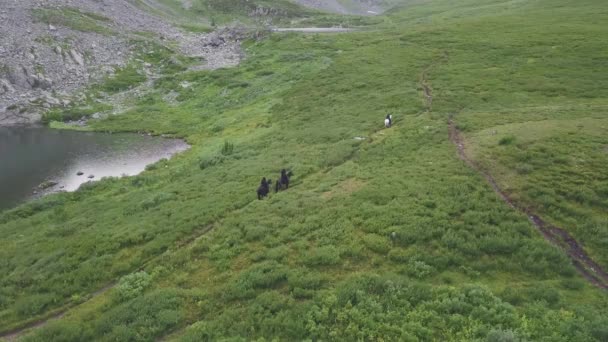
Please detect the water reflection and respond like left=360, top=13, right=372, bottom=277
left=0, top=126, right=189, bottom=210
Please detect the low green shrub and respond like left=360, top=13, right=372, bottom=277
left=485, top=329, right=520, bottom=342
left=362, top=234, right=391, bottom=254
left=15, top=293, right=57, bottom=317
left=96, top=289, right=183, bottom=341
left=22, top=321, right=93, bottom=342
left=227, top=261, right=289, bottom=299
left=221, top=141, right=235, bottom=156
left=140, top=192, right=176, bottom=210
left=302, top=246, right=341, bottom=267
left=199, top=154, right=225, bottom=170
left=498, top=136, right=516, bottom=145
left=114, top=271, right=152, bottom=302
left=407, top=259, right=436, bottom=279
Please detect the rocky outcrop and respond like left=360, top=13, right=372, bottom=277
left=0, top=0, right=247, bottom=126
left=0, top=79, right=15, bottom=95
left=69, top=49, right=85, bottom=66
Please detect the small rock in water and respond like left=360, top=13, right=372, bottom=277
left=77, top=171, right=84, bottom=176
left=88, top=175, right=95, bottom=179
left=38, top=180, right=58, bottom=190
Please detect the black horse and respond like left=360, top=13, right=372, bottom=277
left=275, top=169, right=293, bottom=193
left=257, top=177, right=272, bottom=200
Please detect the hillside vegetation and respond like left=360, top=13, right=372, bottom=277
left=1, top=0, right=607, bottom=340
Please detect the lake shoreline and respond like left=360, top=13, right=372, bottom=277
left=0, top=126, right=190, bottom=211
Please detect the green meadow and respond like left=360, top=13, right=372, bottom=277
left=1, top=0, right=607, bottom=340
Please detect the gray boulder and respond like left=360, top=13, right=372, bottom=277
left=6, top=66, right=30, bottom=88
left=0, top=79, right=14, bottom=94
left=70, top=49, right=85, bottom=66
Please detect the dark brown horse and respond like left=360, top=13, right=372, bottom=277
left=257, top=177, right=272, bottom=200
left=275, top=169, right=293, bottom=193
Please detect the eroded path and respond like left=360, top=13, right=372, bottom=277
left=0, top=223, right=215, bottom=341
left=448, top=118, right=608, bottom=290
left=416, top=55, right=608, bottom=290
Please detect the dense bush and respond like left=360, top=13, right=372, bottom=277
left=227, top=261, right=289, bottom=299
left=486, top=329, right=520, bottom=342
left=22, top=321, right=93, bottom=342
left=199, top=154, right=225, bottom=170
left=304, top=276, right=519, bottom=341
left=498, top=136, right=516, bottom=145
left=302, top=246, right=341, bottom=266
left=15, top=293, right=58, bottom=318
left=362, top=234, right=391, bottom=254
left=114, top=271, right=152, bottom=302
left=220, top=141, right=235, bottom=156
left=96, top=289, right=183, bottom=341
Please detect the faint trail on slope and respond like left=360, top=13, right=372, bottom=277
left=417, top=54, right=608, bottom=290
left=448, top=117, right=608, bottom=290
left=0, top=283, right=116, bottom=342
left=419, top=51, right=448, bottom=112
left=0, top=223, right=216, bottom=341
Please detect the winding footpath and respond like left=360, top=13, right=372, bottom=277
left=0, top=224, right=216, bottom=341
left=417, top=57, right=608, bottom=289
left=448, top=119, right=608, bottom=289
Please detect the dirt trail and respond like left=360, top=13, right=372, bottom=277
left=0, top=282, right=115, bottom=342
left=419, top=52, right=448, bottom=112
left=420, top=71, right=433, bottom=110
left=416, top=55, right=608, bottom=290
left=2, top=163, right=329, bottom=340
left=448, top=118, right=608, bottom=290
left=0, top=223, right=216, bottom=341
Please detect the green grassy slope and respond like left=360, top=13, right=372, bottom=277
left=444, top=0, right=608, bottom=271
left=1, top=0, right=608, bottom=340
left=134, top=0, right=317, bottom=27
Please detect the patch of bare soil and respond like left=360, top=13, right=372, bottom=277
left=321, top=178, right=366, bottom=199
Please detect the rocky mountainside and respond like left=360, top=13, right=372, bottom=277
left=0, top=0, right=408, bottom=126
left=290, top=0, right=389, bottom=15
left=0, top=0, right=248, bottom=125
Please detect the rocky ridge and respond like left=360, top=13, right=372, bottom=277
left=0, top=0, right=247, bottom=125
